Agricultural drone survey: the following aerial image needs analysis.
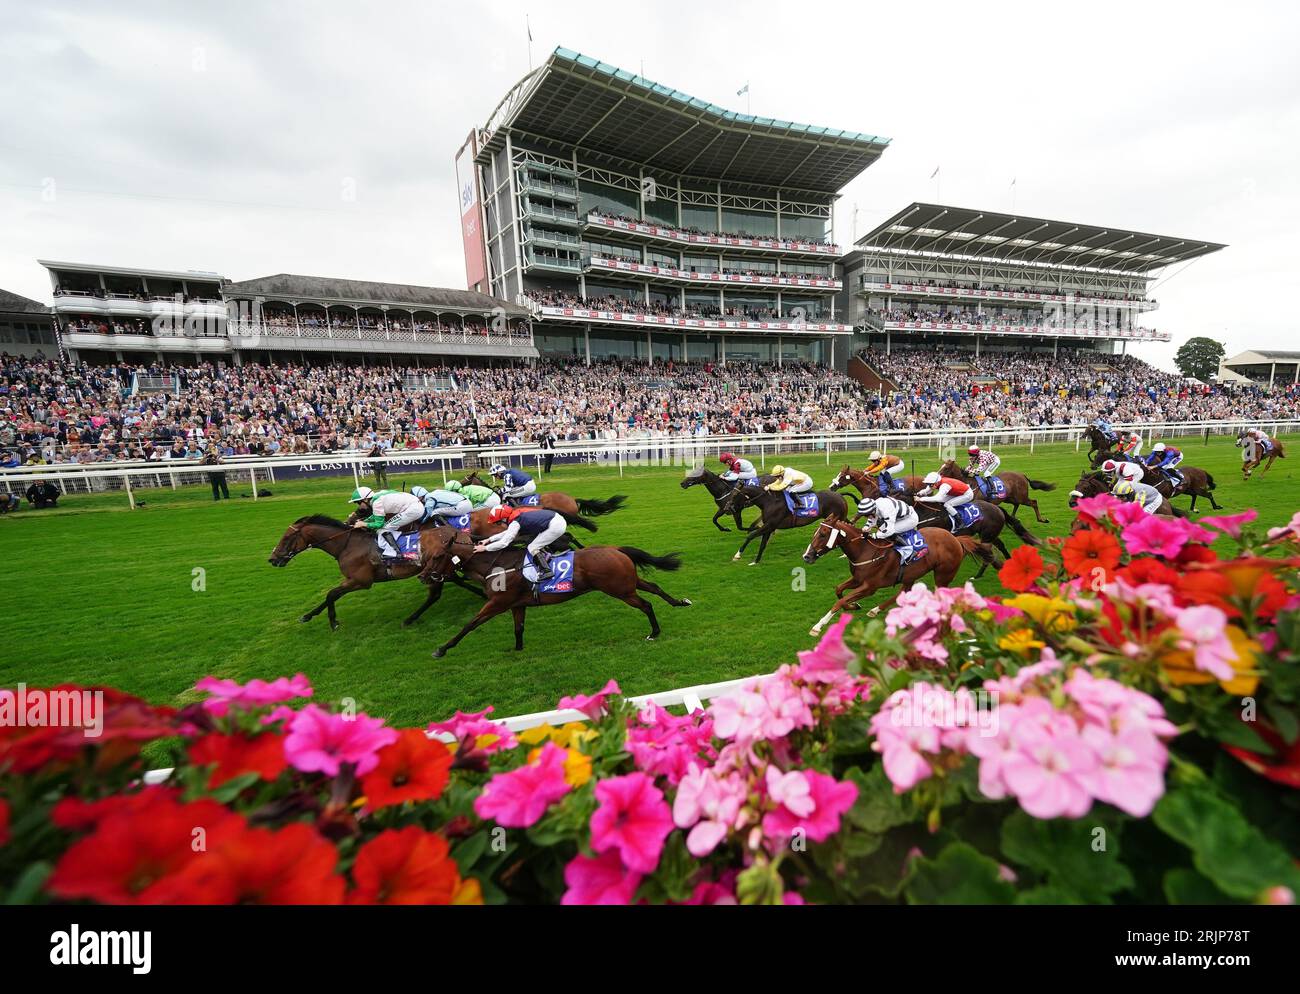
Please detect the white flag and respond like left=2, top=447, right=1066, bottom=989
left=930, top=166, right=940, bottom=180
left=737, top=83, right=749, bottom=96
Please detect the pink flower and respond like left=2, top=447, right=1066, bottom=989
left=1200, top=509, right=1257, bottom=538
left=1110, top=501, right=1150, bottom=528
left=589, top=772, right=674, bottom=873
left=1122, top=515, right=1213, bottom=559
left=627, top=706, right=716, bottom=785
left=473, top=742, right=572, bottom=827
left=283, top=705, right=397, bottom=777
left=1078, top=725, right=1167, bottom=817
left=710, top=677, right=813, bottom=746
left=1267, top=511, right=1300, bottom=542
left=426, top=707, right=516, bottom=753
left=999, top=720, right=1098, bottom=819
left=672, top=764, right=745, bottom=857
left=1074, top=491, right=1122, bottom=521
left=682, top=877, right=739, bottom=905
left=561, top=851, right=641, bottom=905
left=761, top=769, right=857, bottom=842
left=1175, top=605, right=1237, bottom=681
left=195, top=673, right=313, bottom=716
left=558, top=679, right=621, bottom=720
left=795, top=613, right=856, bottom=681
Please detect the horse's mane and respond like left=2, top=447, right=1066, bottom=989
left=294, top=514, right=349, bottom=529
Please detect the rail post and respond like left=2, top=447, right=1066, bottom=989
left=124, top=472, right=135, bottom=510
left=250, top=467, right=258, bottom=500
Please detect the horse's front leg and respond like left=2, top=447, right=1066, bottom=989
left=810, top=580, right=878, bottom=636
left=711, top=505, right=732, bottom=532
left=432, top=598, right=511, bottom=658
left=748, top=528, right=774, bottom=565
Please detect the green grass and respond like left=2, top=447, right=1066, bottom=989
left=2, top=437, right=1297, bottom=726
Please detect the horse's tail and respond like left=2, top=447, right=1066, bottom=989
left=1169, top=505, right=1189, bottom=519
left=1205, top=472, right=1217, bottom=491
left=956, top=535, right=999, bottom=567
left=618, top=547, right=683, bottom=573
left=559, top=510, right=598, bottom=532
left=1004, top=515, right=1042, bottom=547
left=576, top=494, right=628, bottom=517
left=1028, top=478, right=1057, bottom=492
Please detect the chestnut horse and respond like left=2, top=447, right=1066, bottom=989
left=938, top=459, right=1056, bottom=524
left=828, top=465, right=926, bottom=500
left=418, top=525, right=691, bottom=658
left=1086, top=452, right=1222, bottom=511
left=461, top=470, right=626, bottom=518
left=679, top=466, right=775, bottom=532
left=721, top=484, right=850, bottom=565
left=801, top=516, right=994, bottom=636
left=1236, top=430, right=1286, bottom=481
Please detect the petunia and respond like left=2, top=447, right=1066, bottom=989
left=188, top=731, right=288, bottom=789
left=998, top=546, right=1045, bottom=593
left=473, top=741, right=571, bottom=828
left=194, top=673, right=313, bottom=717
left=1061, top=528, right=1122, bottom=583
left=1122, top=515, right=1215, bottom=559
left=283, top=705, right=398, bottom=778
left=562, top=851, right=641, bottom=905
left=360, top=728, right=453, bottom=809
left=347, top=827, right=462, bottom=905
left=1199, top=509, right=1258, bottom=538
left=558, top=679, right=621, bottom=720
left=589, top=772, right=674, bottom=873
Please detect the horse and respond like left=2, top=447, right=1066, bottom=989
left=461, top=507, right=596, bottom=549
left=1072, top=471, right=1186, bottom=519
left=800, top=516, right=995, bottom=637
left=893, top=494, right=1040, bottom=577
left=1081, top=425, right=1120, bottom=462
left=828, top=465, right=926, bottom=500
left=461, top=470, right=626, bottom=518
left=418, top=525, right=691, bottom=658
left=1087, top=455, right=1222, bottom=512
left=720, top=484, right=850, bottom=565
left=680, top=466, right=775, bottom=532
left=267, top=515, right=476, bottom=631
left=937, top=460, right=1056, bottom=524
left=1236, top=430, right=1286, bottom=481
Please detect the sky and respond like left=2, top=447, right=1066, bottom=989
left=2, top=0, right=1297, bottom=372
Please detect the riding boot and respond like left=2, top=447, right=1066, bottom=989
left=533, top=549, right=554, bottom=580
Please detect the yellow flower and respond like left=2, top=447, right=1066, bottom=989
left=1002, top=594, right=1078, bottom=634
left=527, top=745, right=593, bottom=787
left=998, top=628, right=1046, bottom=657
left=517, top=722, right=598, bottom=749
left=452, top=877, right=484, bottom=905
left=1163, top=625, right=1261, bottom=696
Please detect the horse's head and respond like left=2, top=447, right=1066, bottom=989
left=680, top=466, right=706, bottom=489
left=269, top=516, right=347, bottom=566
left=938, top=459, right=962, bottom=479
left=419, top=525, right=477, bottom=583
left=1073, top=471, right=1108, bottom=499
left=828, top=464, right=853, bottom=492
left=463, top=470, right=486, bottom=487
left=803, top=516, right=850, bottom=564
left=1234, top=430, right=1247, bottom=447
left=268, top=523, right=309, bottom=567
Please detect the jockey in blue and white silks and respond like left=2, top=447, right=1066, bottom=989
left=859, top=496, right=922, bottom=565
left=719, top=452, right=758, bottom=486
left=411, top=485, right=473, bottom=522
left=1143, top=443, right=1184, bottom=486
left=476, top=505, right=567, bottom=579
left=490, top=463, right=537, bottom=501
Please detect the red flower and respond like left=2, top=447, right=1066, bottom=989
left=1061, top=528, right=1122, bottom=583
left=1115, top=558, right=1181, bottom=589
left=1175, top=543, right=1218, bottom=566
left=52, top=787, right=181, bottom=832
left=0, top=799, right=9, bottom=848
left=998, top=546, right=1045, bottom=592
left=360, top=728, right=453, bottom=809
left=347, top=827, right=462, bottom=905
left=1224, top=722, right=1300, bottom=789
left=47, top=796, right=242, bottom=904
left=188, top=732, right=288, bottom=789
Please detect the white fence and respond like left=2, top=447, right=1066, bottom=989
left=4, top=419, right=1296, bottom=509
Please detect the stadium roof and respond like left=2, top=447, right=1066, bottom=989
left=223, top=274, right=529, bottom=315
left=855, top=204, right=1227, bottom=273
left=1223, top=349, right=1300, bottom=363
left=479, top=48, right=890, bottom=194
left=0, top=288, right=49, bottom=315
left=38, top=260, right=224, bottom=282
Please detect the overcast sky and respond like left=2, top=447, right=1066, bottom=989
left=2, top=0, right=1296, bottom=371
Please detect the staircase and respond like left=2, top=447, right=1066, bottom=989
left=848, top=354, right=898, bottom=396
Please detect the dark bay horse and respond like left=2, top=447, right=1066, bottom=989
left=829, top=465, right=926, bottom=500
left=1236, top=430, right=1287, bottom=481
left=268, top=515, right=467, bottom=631
left=461, top=470, right=626, bottom=518
left=1072, top=471, right=1186, bottom=519
left=680, top=466, right=775, bottom=532
left=722, top=485, right=850, bottom=565
left=1087, top=453, right=1222, bottom=511
left=801, top=516, right=994, bottom=636
left=1081, top=425, right=1121, bottom=462
left=418, top=525, right=691, bottom=658
left=900, top=495, right=1039, bottom=577
left=938, top=459, right=1056, bottom=524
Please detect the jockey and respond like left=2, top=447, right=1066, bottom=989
left=410, top=485, right=472, bottom=522
left=1113, top=479, right=1163, bottom=516
left=765, top=465, right=813, bottom=494
left=916, top=471, right=974, bottom=520
left=1100, top=457, right=1145, bottom=485
left=718, top=451, right=758, bottom=486
left=446, top=478, right=501, bottom=510
left=864, top=450, right=903, bottom=494
left=490, top=463, right=537, bottom=502
left=475, top=505, right=567, bottom=580
left=1143, top=442, right=1184, bottom=485
left=350, top=486, right=424, bottom=559
left=1118, top=430, right=1144, bottom=459
left=965, top=444, right=1001, bottom=479
left=858, top=496, right=923, bottom=567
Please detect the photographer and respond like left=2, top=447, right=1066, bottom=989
left=200, top=441, right=230, bottom=501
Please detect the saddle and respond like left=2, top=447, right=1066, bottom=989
left=523, top=551, right=575, bottom=595
left=508, top=494, right=543, bottom=508
left=783, top=491, right=821, bottom=517
left=973, top=476, right=1007, bottom=500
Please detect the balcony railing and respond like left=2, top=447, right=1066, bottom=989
left=521, top=175, right=579, bottom=201
left=585, top=255, right=841, bottom=291
left=227, top=321, right=534, bottom=348
left=535, top=305, right=852, bottom=335
left=858, top=279, right=1156, bottom=311
left=523, top=203, right=580, bottom=226
left=875, top=318, right=1170, bottom=343
left=583, top=211, right=840, bottom=257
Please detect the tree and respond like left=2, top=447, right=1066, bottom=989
left=1174, top=337, right=1226, bottom=382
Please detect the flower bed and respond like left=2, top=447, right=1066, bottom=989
left=3, top=502, right=1300, bottom=905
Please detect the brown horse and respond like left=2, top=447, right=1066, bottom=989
left=828, top=465, right=926, bottom=500
left=679, top=466, right=775, bottom=532
left=801, top=516, right=994, bottom=637
left=461, top=470, right=626, bottom=518
left=1236, top=430, right=1287, bottom=481
left=1087, top=452, right=1221, bottom=511
left=418, top=525, right=691, bottom=658
left=722, top=485, right=850, bottom=565
left=938, top=460, right=1056, bottom=524
left=268, top=515, right=472, bottom=631
left=1072, top=471, right=1186, bottom=519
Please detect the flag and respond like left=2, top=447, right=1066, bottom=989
left=1010, top=177, right=1017, bottom=187
left=526, top=15, right=532, bottom=41
left=930, top=166, right=940, bottom=179
left=737, top=83, right=749, bottom=96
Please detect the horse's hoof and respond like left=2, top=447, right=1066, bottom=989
left=679, top=598, right=692, bottom=606
left=299, top=615, right=311, bottom=624
left=645, top=635, right=657, bottom=642
left=432, top=649, right=446, bottom=659
left=809, top=627, right=822, bottom=638
left=731, top=553, right=742, bottom=561
left=402, top=619, right=416, bottom=628
left=747, top=561, right=760, bottom=567
left=867, top=607, right=881, bottom=619
left=330, top=622, right=339, bottom=632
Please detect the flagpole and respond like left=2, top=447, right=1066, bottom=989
left=526, top=15, right=533, bottom=70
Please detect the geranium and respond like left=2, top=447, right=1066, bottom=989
left=710, top=676, right=813, bottom=746
left=761, top=769, right=857, bottom=843
left=473, top=742, right=571, bottom=827
left=348, top=827, right=463, bottom=905
left=998, top=546, right=1045, bottom=592
left=589, top=772, right=674, bottom=873
left=283, top=706, right=398, bottom=778
left=562, top=851, right=641, bottom=905
left=188, top=732, right=287, bottom=789
left=672, top=764, right=746, bottom=857
left=558, top=679, right=622, bottom=720
left=1061, top=528, right=1122, bottom=582
left=998, top=719, right=1097, bottom=819
left=194, top=673, right=312, bottom=717
left=1173, top=605, right=1237, bottom=682
left=360, top=728, right=453, bottom=809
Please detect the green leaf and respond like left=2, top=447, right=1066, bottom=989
left=843, top=765, right=915, bottom=834
left=999, top=811, right=1133, bottom=902
left=1162, top=869, right=1235, bottom=905
left=736, top=860, right=785, bottom=906
left=904, top=842, right=1015, bottom=904
left=3, top=861, right=52, bottom=905
left=209, top=771, right=261, bottom=804
left=1153, top=786, right=1300, bottom=900
left=1015, top=885, right=1086, bottom=905
left=1263, top=701, right=1299, bottom=746
left=450, top=830, right=489, bottom=871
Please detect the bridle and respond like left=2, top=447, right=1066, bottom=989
left=423, top=530, right=479, bottom=583
left=277, top=522, right=356, bottom=562
left=806, top=520, right=888, bottom=567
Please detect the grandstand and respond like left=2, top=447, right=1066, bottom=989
left=1217, top=349, right=1300, bottom=388
left=463, top=47, right=889, bottom=367
left=0, top=288, right=56, bottom=358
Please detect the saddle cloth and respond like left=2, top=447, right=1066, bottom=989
left=975, top=476, right=1007, bottom=500
left=389, top=532, right=423, bottom=560
left=437, top=512, right=472, bottom=531
left=783, top=491, right=821, bottom=517
left=897, top=530, right=929, bottom=562
left=522, top=551, right=576, bottom=593
left=952, top=503, right=983, bottom=529
left=509, top=494, right=542, bottom=508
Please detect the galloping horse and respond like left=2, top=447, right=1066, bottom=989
left=901, top=496, right=1039, bottom=577
left=680, top=466, right=775, bottom=532
left=938, top=459, right=1056, bottom=524
left=461, top=470, right=626, bottom=518
left=1087, top=453, right=1222, bottom=511
left=268, top=515, right=474, bottom=631
left=1081, top=425, right=1120, bottom=462
left=801, top=516, right=994, bottom=637
left=721, top=484, right=850, bottom=565
left=1236, top=430, right=1286, bottom=481
left=418, top=525, right=691, bottom=658
left=828, top=465, right=926, bottom=500
left=1072, top=471, right=1186, bottom=518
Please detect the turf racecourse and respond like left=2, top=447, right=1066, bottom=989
left=2, top=437, right=1296, bottom=727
